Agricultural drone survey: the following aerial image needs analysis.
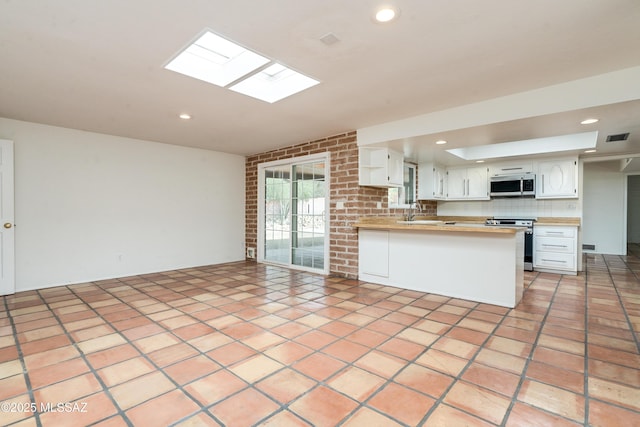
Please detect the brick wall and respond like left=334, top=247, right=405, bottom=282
left=245, top=131, right=436, bottom=279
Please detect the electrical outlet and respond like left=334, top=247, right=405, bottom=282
left=246, top=247, right=255, bottom=259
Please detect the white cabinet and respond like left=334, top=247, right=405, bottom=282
left=446, top=166, right=489, bottom=200
left=358, top=229, right=389, bottom=278
left=359, top=147, right=404, bottom=188
left=533, top=225, right=577, bottom=274
left=537, top=159, right=578, bottom=199
left=489, top=161, right=534, bottom=176
left=418, top=162, right=446, bottom=200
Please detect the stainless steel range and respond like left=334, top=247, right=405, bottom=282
left=485, top=217, right=535, bottom=271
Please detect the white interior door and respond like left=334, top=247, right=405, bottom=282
left=0, top=140, right=15, bottom=296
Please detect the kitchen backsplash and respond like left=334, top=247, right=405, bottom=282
left=436, top=198, right=580, bottom=218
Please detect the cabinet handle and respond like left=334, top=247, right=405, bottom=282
left=545, top=231, right=564, bottom=235
left=542, top=175, right=545, bottom=193
left=542, top=244, right=567, bottom=248
left=542, top=259, right=567, bottom=263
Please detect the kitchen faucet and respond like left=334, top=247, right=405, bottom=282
left=405, top=201, right=422, bottom=221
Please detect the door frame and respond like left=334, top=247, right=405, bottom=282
left=257, top=152, right=330, bottom=275
left=0, top=139, right=15, bottom=296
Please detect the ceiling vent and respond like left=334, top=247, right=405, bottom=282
left=606, top=132, right=630, bottom=142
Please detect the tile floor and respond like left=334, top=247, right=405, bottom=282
left=1, top=247, right=639, bottom=426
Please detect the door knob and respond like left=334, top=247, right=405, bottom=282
left=3, top=223, right=12, bottom=229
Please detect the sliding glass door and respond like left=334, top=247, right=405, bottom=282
left=259, top=154, right=329, bottom=273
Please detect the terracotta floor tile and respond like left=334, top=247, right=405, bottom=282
left=147, top=342, right=199, bottom=367
left=173, top=412, right=223, bottom=427
left=256, top=367, right=316, bottom=403
left=242, top=330, right=287, bottom=351
left=589, top=399, right=640, bottom=427
left=97, top=356, right=156, bottom=387
left=588, top=358, right=640, bottom=387
left=517, top=379, right=585, bottom=423
left=443, top=381, right=511, bottom=425
left=532, top=346, right=585, bottom=373
left=462, top=362, right=521, bottom=397
left=319, top=320, right=359, bottom=337
left=229, top=354, right=284, bottom=383
left=127, top=389, right=200, bottom=426
left=20, top=334, right=73, bottom=356
left=474, top=348, right=527, bottom=375
left=368, top=382, right=435, bottom=426
left=71, top=324, right=115, bottom=342
left=327, top=366, right=385, bottom=401
left=185, top=369, right=247, bottom=406
left=295, top=329, right=338, bottom=350
left=588, top=343, right=640, bottom=369
left=506, top=401, right=582, bottom=427
left=188, top=332, right=233, bottom=353
left=164, top=355, right=221, bottom=385
left=432, top=336, right=479, bottom=359
left=322, top=339, right=370, bottom=363
left=341, top=407, right=403, bottom=427
left=85, top=344, right=140, bottom=370
left=526, top=360, right=584, bottom=393
left=426, top=403, right=495, bottom=427
left=221, top=321, right=264, bottom=339
left=34, top=373, right=103, bottom=406
left=171, top=322, right=215, bottom=341
left=290, top=385, right=358, bottom=426
left=206, top=341, right=257, bottom=366
left=77, top=333, right=127, bottom=354
left=346, top=328, right=388, bottom=347
left=415, top=349, right=468, bottom=377
left=133, top=332, right=180, bottom=354
left=209, top=387, right=279, bottom=427
left=38, top=391, right=118, bottom=427
left=0, top=373, right=28, bottom=400
left=365, top=318, right=405, bottom=336
left=110, top=371, right=176, bottom=409
left=354, top=350, right=406, bottom=379
left=264, top=341, right=313, bottom=364
left=446, top=326, right=490, bottom=345
left=29, top=357, right=91, bottom=389
left=395, top=363, right=454, bottom=398
left=588, top=376, right=640, bottom=411
left=23, top=345, right=81, bottom=371
left=293, top=352, right=346, bottom=381
left=377, top=337, right=424, bottom=360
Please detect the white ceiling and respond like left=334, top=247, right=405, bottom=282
left=1, top=0, right=640, bottom=160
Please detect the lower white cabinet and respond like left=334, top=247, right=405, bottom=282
left=358, top=229, right=389, bottom=278
left=533, top=225, right=577, bottom=274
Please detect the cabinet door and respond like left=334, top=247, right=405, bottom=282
left=434, top=165, right=446, bottom=198
left=446, top=168, right=467, bottom=199
left=466, top=166, right=489, bottom=199
left=359, top=230, right=389, bottom=278
left=538, top=160, right=577, bottom=198
left=387, top=149, right=404, bottom=187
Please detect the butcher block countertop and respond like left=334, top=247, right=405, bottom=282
left=353, top=216, right=580, bottom=233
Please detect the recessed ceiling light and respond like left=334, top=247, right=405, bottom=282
left=581, top=118, right=599, bottom=125
left=476, top=160, right=485, bottom=163
left=375, top=7, right=397, bottom=22
left=179, top=113, right=191, bottom=120
left=435, top=140, right=447, bottom=145
left=584, top=149, right=597, bottom=153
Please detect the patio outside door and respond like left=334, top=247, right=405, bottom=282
left=260, top=154, right=328, bottom=273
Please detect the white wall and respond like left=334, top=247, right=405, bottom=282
left=0, top=118, right=246, bottom=291
left=628, top=175, right=640, bottom=243
left=582, top=161, right=626, bottom=255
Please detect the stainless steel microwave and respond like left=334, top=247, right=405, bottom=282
left=490, top=174, right=536, bottom=197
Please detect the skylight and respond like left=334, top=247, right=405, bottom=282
left=446, top=131, right=598, bottom=160
left=165, top=30, right=319, bottom=103
left=165, top=31, right=270, bottom=87
left=230, top=63, right=320, bottom=103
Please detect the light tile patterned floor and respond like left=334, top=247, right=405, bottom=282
left=1, top=247, right=639, bottom=426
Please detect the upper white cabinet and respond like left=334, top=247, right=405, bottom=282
left=537, top=158, right=578, bottom=199
left=489, top=161, right=534, bottom=176
left=418, top=162, right=446, bottom=200
left=359, top=147, right=404, bottom=187
left=446, top=166, right=489, bottom=200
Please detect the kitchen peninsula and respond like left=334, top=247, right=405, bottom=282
left=355, top=218, right=525, bottom=308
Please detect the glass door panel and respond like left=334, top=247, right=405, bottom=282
left=264, top=165, right=291, bottom=264
left=261, top=157, right=327, bottom=273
